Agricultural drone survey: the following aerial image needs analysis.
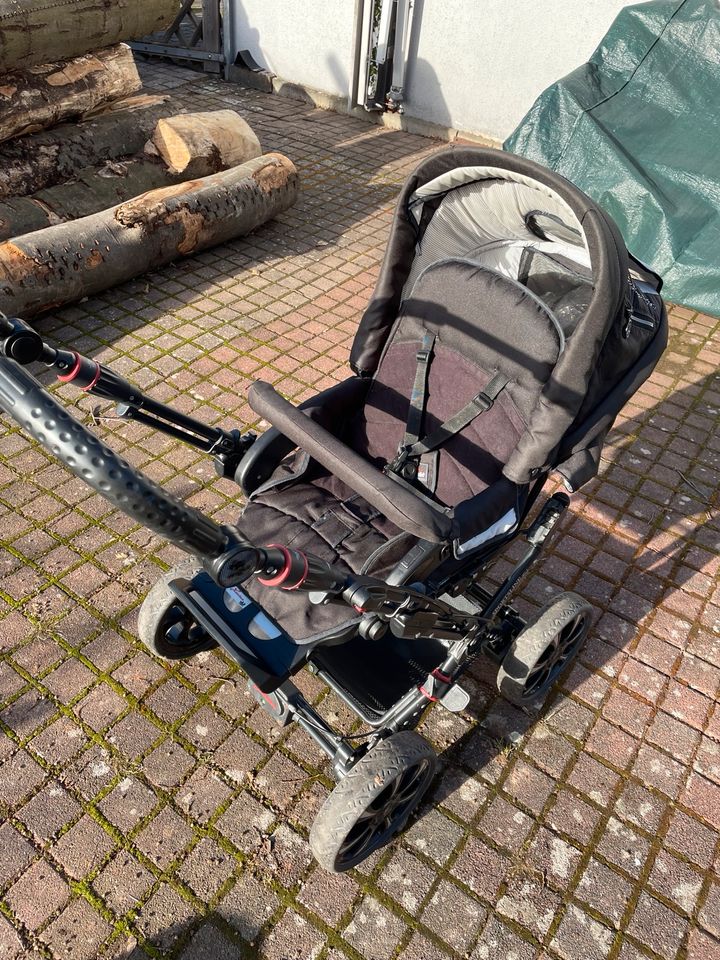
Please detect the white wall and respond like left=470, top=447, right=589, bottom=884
left=230, top=0, right=357, bottom=98
left=402, top=0, right=637, bottom=141
left=230, top=0, right=640, bottom=140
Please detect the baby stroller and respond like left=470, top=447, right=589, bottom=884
left=0, top=147, right=666, bottom=872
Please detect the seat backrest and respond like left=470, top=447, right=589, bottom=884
left=348, top=258, right=564, bottom=507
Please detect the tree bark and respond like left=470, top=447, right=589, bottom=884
left=0, top=111, right=264, bottom=240
left=0, top=44, right=142, bottom=145
left=0, top=95, right=180, bottom=200
left=0, top=0, right=179, bottom=73
left=0, top=153, right=300, bottom=318
left=152, top=110, right=262, bottom=174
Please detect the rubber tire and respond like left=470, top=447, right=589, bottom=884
left=310, top=731, right=438, bottom=873
left=137, top=558, right=218, bottom=659
left=497, top=592, right=592, bottom=707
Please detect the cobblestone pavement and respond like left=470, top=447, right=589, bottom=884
left=0, top=60, right=719, bottom=960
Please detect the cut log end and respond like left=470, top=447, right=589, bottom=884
left=152, top=110, right=262, bottom=175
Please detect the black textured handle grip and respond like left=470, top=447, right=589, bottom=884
left=0, top=359, right=235, bottom=560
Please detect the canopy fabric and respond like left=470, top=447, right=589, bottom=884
left=505, top=0, right=720, bottom=316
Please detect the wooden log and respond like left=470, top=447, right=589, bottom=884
left=151, top=110, right=262, bottom=174
left=0, top=158, right=182, bottom=241
left=0, top=111, right=263, bottom=239
left=0, top=44, right=142, bottom=145
left=0, top=0, right=179, bottom=73
left=0, top=95, right=179, bottom=200
left=0, top=153, right=299, bottom=318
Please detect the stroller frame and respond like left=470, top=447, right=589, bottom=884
left=0, top=144, right=666, bottom=870
left=0, top=314, right=584, bottom=870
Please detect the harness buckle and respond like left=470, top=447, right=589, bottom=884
left=386, top=445, right=411, bottom=474
left=416, top=348, right=431, bottom=363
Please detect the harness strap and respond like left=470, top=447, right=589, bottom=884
left=402, top=331, right=435, bottom=449
left=387, top=370, right=510, bottom=476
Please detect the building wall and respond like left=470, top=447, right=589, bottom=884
left=229, top=0, right=358, bottom=99
left=230, top=0, right=643, bottom=141
left=402, top=0, right=637, bottom=140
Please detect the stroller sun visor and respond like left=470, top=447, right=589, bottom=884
left=403, top=165, right=593, bottom=340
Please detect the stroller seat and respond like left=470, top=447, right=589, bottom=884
left=236, top=148, right=666, bottom=648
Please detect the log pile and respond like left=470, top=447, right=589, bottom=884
left=0, top=0, right=299, bottom=318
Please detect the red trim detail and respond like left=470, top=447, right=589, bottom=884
left=431, top=669, right=452, bottom=684
left=56, top=353, right=82, bottom=383
left=250, top=682, right=278, bottom=709
left=353, top=604, right=364, bottom=613
left=257, top=543, right=292, bottom=587
left=284, top=550, right=308, bottom=590
left=81, top=364, right=102, bottom=393
left=419, top=684, right=439, bottom=702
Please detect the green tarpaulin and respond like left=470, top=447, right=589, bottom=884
left=505, top=0, right=720, bottom=316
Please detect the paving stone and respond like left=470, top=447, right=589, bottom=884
left=299, top=866, right=359, bottom=926
left=568, top=753, right=621, bottom=806
left=262, top=910, right=324, bottom=960
left=106, top=713, right=161, bottom=760
left=0, top=750, right=45, bottom=809
left=596, top=816, right=652, bottom=878
left=92, top=851, right=155, bottom=916
left=546, top=789, right=603, bottom=844
left=471, top=915, right=539, bottom=959
left=647, top=849, right=703, bottom=915
left=176, top=837, right=236, bottom=902
left=76, top=684, right=127, bottom=732
left=0, top=914, right=25, bottom=960
left=177, top=923, right=244, bottom=960
left=39, top=897, right=112, bottom=960
left=526, top=826, right=583, bottom=889
left=215, top=791, right=275, bottom=853
left=134, top=883, right=195, bottom=953
left=404, top=807, right=463, bottom=864
left=17, top=782, right=80, bottom=841
left=503, top=757, right=555, bottom=813
left=343, top=896, right=407, bottom=960
left=551, top=904, right=615, bottom=960
left=497, top=875, right=563, bottom=938
left=29, top=715, right=88, bottom=765
left=98, top=776, right=158, bottom=833
left=627, top=892, right=688, bottom=960
left=377, top=847, right=434, bottom=913
left=664, top=808, right=717, bottom=868
left=687, top=928, right=720, bottom=960
left=176, top=763, right=233, bottom=824
left=699, top=881, right=720, bottom=937
left=51, top=815, right=115, bottom=880
left=451, top=834, right=511, bottom=900
left=614, top=780, right=668, bottom=833
left=219, top=874, right=279, bottom=944
left=421, top=879, right=485, bottom=952
left=478, top=795, right=533, bottom=853
left=575, top=858, right=634, bottom=926
left=141, top=738, right=195, bottom=788
left=212, top=728, right=267, bottom=784
left=135, top=805, right=193, bottom=870
left=0, top=823, right=36, bottom=889
left=399, top=932, right=453, bottom=960
left=6, top=859, right=70, bottom=930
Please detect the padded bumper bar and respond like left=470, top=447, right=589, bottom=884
left=248, top=381, right=452, bottom=543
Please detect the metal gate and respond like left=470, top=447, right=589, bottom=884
left=130, top=0, right=224, bottom=74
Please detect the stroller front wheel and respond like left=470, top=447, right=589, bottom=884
left=138, top=558, right=218, bottom=660
left=309, top=731, right=437, bottom=873
left=496, top=592, right=592, bottom=706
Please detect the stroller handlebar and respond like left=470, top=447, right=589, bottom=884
left=0, top=358, right=239, bottom=561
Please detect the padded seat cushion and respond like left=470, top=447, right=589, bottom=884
left=241, top=468, right=414, bottom=643
left=349, top=259, right=564, bottom=506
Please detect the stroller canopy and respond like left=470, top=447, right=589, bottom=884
left=350, top=148, right=665, bottom=492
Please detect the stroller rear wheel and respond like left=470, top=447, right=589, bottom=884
left=138, top=559, right=218, bottom=660
left=310, top=731, right=437, bottom=873
left=496, top=592, right=592, bottom=706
